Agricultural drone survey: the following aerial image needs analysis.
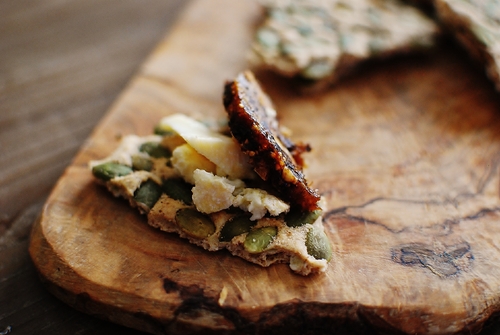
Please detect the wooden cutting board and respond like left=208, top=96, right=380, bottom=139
left=29, top=0, right=500, bottom=334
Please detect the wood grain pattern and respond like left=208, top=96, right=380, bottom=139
left=0, top=0, right=186, bottom=334
left=0, top=0, right=186, bottom=221
left=28, top=0, right=500, bottom=334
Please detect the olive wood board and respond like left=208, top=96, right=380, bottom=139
left=28, top=0, right=500, bottom=334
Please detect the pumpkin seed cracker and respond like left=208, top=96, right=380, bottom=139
left=89, top=71, right=332, bottom=276
left=250, top=0, right=440, bottom=90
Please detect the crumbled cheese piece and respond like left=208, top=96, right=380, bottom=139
left=191, top=169, right=289, bottom=220
left=192, top=169, right=244, bottom=214
left=233, top=188, right=290, bottom=220
left=171, top=144, right=217, bottom=184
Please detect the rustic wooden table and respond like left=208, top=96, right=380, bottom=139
left=0, top=1, right=186, bottom=334
left=4, top=1, right=500, bottom=335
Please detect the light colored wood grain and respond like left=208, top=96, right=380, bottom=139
left=29, top=0, right=500, bottom=334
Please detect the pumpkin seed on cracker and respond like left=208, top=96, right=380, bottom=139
left=250, top=0, right=440, bottom=90
left=89, top=71, right=332, bottom=276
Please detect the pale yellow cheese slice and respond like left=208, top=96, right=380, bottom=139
left=159, top=114, right=252, bottom=179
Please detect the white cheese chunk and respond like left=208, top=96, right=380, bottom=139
left=233, top=188, right=290, bottom=220
left=192, top=169, right=244, bottom=214
left=159, top=114, right=253, bottom=179
left=171, top=144, right=217, bottom=184
left=191, top=169, right=289, bottom=220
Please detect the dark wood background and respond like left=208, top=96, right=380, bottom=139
left=0, top=1, right=186, bottom=334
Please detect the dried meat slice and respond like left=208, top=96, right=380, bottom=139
left=223, top=70, right=321, bottom=212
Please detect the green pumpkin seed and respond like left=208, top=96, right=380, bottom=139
left=285, top=208, right=322, bottom=228
left=219, top=215, right=256, bottom=242
left=139, top=142, right=171, bottom=158
left=162, top=178, right=193, bottom=205
left=133, top=180, right=162, bottom=210
left=306, top=226, right=332, bottom=261
left=175, top=208, right=215, bottom=239
left=154, top=124, right=175, bottom=136
left=131, top=155, right=153, bottom=171
left=92, top=162, right=133, bottom=181
left=226, top=206, right=247, bottom=215
left=256, top=27, right=280, bottom=49
left=244, top=226, right=277, bottom=253
left=301, top=61, right=334, bottom=80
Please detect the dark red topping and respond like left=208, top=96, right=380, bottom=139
left=223, top=71, right=320, bottom=212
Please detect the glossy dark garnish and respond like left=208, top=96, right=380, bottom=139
left=223, top=70, right=320, bottom=212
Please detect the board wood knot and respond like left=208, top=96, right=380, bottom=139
left=392, top=242, right=473, bottom=278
